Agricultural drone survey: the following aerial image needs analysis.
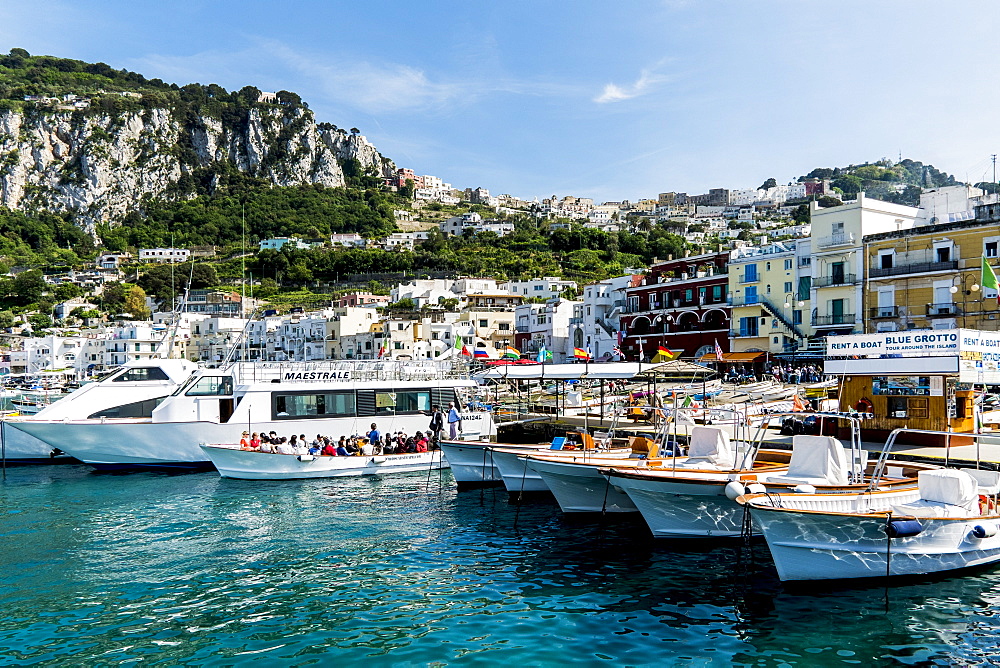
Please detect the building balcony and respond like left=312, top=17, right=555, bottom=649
left=869, top=306, right=900, bottom=319
left=728, top=296, right=761, bottom=307
left=869, top=260, right=958, bottom=278
left=738, top=274, right=759, bottom=284
left=926, top=303, right=961, bottom=317
left=569, top=317, right=583, bottom=324
left=813, top=273, right=858, bottom=288
left=816, top=232, right=856, bottom=249
left=812, top=313, right=856, bottom=326
left=729, top=330, right=763, bottom=338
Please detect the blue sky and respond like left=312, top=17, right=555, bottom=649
left=3, top=1, right=999, bottom=203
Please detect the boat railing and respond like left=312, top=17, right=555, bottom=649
left=221, top=359, right=471, bottom=384
left=747, top=411, right=869, bottom=483
left=868, top=427, right=996, bottom=492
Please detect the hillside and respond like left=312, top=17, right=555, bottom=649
left=0, top=48, right=395, bottom=231
left=797, top=158, right=959, bottom=206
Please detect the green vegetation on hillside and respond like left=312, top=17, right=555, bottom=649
left=800, top=158, right=958, bottom=205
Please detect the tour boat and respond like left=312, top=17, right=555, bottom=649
left=1, top=359, right=198, bottom=463
left=741, top=429, right=1000, bottom=581
left=10, top=360, right=493, bottom=469
left=201, top=444, right=448, bottom=480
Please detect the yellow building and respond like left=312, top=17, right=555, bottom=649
left=727, top=241, right=812, bottom=354
left=863, top=201, right=1000, bottom=333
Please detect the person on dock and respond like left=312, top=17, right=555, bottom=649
left=429, top=405, right=445, bottom=444
left=447, top=402, right=462, bottom=439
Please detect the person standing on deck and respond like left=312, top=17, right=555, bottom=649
left=429, top=405, right=445, bottom=445
left=447, top=402, right=462, bottom=439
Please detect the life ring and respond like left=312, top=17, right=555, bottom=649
left=854, top=397, right=873, bottom=413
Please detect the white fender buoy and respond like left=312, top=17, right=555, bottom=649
left=746, top=482, right=767, bottom=495
left=973, top=524, right=998, bottom=539
left=793, top=484, right=816, bottom=494
left=724, top=481, right=746, bottom=501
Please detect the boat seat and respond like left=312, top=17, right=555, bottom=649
left=766, top=435, right=848, bottom=486
left=893, top=469, right=979, bottom=518
left=677, top=426, right=732, bottom=469
left=961, top=468, right=1000, bottom=496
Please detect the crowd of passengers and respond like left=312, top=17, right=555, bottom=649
left=238, top=422, right=434, bottom=456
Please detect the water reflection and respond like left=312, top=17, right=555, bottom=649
left=1, top=466, right=999, bottom=665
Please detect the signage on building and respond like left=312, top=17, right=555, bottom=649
left=826, top=329, right=1000, bottom=383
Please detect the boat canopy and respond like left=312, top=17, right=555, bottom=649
left=474, top=360, right=711, bottom=381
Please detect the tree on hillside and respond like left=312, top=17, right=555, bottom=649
left=759, top=178, right=777, bottom=190
left=124, top=285, right=150, bottom=320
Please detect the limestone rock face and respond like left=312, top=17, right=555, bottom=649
left=0, top=105, right=394, bottom=232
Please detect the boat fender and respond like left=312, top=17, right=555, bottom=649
left=792, top=484, right=816, bottom=494
left=724, top=481, right=746, bottom=501
left=884, top=518, right=923, bottom=538
left=972, top=524, right=998, bottom=539
left=746, top=482, right=767, bottom=495
left=297, top=454, right=315, bottom=462
left=373, top=457, right=387, bottom=464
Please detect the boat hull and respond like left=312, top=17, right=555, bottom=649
left=201, top=445, right=448, bottom=480
left=610, top=473, right=746, bottom=537
left=748, top=490, right=1000, bottom=581
left=439, top=440, right=557, bottom=485
left=526, top=457, right=638, bottom=513
left=492, top=448, right=635, bottom=494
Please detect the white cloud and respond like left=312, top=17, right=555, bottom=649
left=594, top=65, right=671, bottom=104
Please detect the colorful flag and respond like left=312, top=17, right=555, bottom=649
left=573, top=348, right=590, bottom=359
left=377, top=342, right=386, bottom=358
left=714, top=339, right=724, bottom=362
left=617, top=329, right=625, bottom=346
left=983, top=256, right=999, bottom=295
left=461, top=345, right=472, bottom=357
left=536, top=346, right=553, bottom=363
left=473, top=348, right=489, bottom=358
left=681, top=395, right=693, bottom=408
left=454, top=334, right=463, bottom=350
left=504, top=346, right=521, bottom=359
left=612, top=345, right=624, bottom=359
left=658, top=345, right=674, bottom=357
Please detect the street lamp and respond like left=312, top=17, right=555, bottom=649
left=950, top=277, right=980, bottom=327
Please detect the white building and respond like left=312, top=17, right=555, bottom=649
left=259, top=237, right=314, bottom=251
left=499, top=277, right=577, bottom=299
left=515, top=298, right=579, bottom=359
left=139, top=248, right=190, bottom=263
left=568, top=275, right=633, bottom=360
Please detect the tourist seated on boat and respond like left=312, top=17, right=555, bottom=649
left=414, top=431, right=428, bottom=453
left=308, top=443, right=321, bottom=456
left=268, top=431, right=278, bottom=444
left=240, top=431, right=252, bottom=450
left=275, top=438, right=294, bottom=455
left=312, top=434, right=323, bottom=449
left=289, top=435, right=299, bottom=450
left=336, top=442, right=350, bottom=457
left=250, top=433, right=262, bottom=450
left=321, top=440, right=337, bottom=457
left=361, top=439, right=375, bottom=456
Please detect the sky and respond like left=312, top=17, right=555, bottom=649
left=3, top=1, right=1000, bottom=203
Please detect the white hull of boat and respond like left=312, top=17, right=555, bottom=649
left=610, top=473, right=747, bottom=537
left=439, top=440, right=555, bottom=484
left=201, top=445, right=448, bottom=480
left=491, top=448, right=632, bottom=494
left=746, top=489, right=1000, bottom=581
left=13, top=415, right=451, bottom=468
left=0, top=423, right=67, bottom=461
left=526, top=457, right=638, bottom=513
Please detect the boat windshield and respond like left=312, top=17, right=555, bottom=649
left=185, top=376, right=234, bottom=396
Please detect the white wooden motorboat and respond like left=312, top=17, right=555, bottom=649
left=488, top=445, right=634, bottom=494
left=201, top=444, right=448, bottom=480
left=439, top=439, right=557, bottom=485
left=741, top=428, right=1000, bottom=581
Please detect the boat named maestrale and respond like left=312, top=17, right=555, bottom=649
left=10, top=360, right=493, bottom=469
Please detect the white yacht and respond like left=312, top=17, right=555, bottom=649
left=1, top=359, right=198, bottom=463
left=9, top=360, right=494, bottom=469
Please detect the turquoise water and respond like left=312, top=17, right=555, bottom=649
left=2, top=467, right=1000, bottom=666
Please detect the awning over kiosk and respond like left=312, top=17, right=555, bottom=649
left=474, top=361, right=710, bottom=381
left=697, top=352, right=766, bottom=363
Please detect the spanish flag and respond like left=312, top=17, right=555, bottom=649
left=573, top=348, right=590, bottom=359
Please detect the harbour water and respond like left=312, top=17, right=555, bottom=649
left=2, top=466, right=1000, bottom=665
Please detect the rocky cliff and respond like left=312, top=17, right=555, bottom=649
left=0, top=104, right=395, bottom=232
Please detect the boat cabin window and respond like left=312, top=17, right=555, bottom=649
left=113, top=367, right=170, bottom=382
left=373, top=390, right=431, bottom=415
left=185, top=376, right=234, bottom=396
left=273, top=391, right=356, bottom=420
left=89, top=396, right=167, bottom=419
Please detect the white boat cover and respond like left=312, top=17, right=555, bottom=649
left=917, top=469, right=978, bottom=508
left=771, top=435, right=848, bottom=486
left=680, top=426, right=732, bottom=468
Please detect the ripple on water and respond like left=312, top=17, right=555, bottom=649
left=3, top=466, right=1000, bottom=665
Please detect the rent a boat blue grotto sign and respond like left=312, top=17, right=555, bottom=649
left=824, top=328, right=1000, bottom=440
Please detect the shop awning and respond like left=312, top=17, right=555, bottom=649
left=697, top=352, right=766, bottom=363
